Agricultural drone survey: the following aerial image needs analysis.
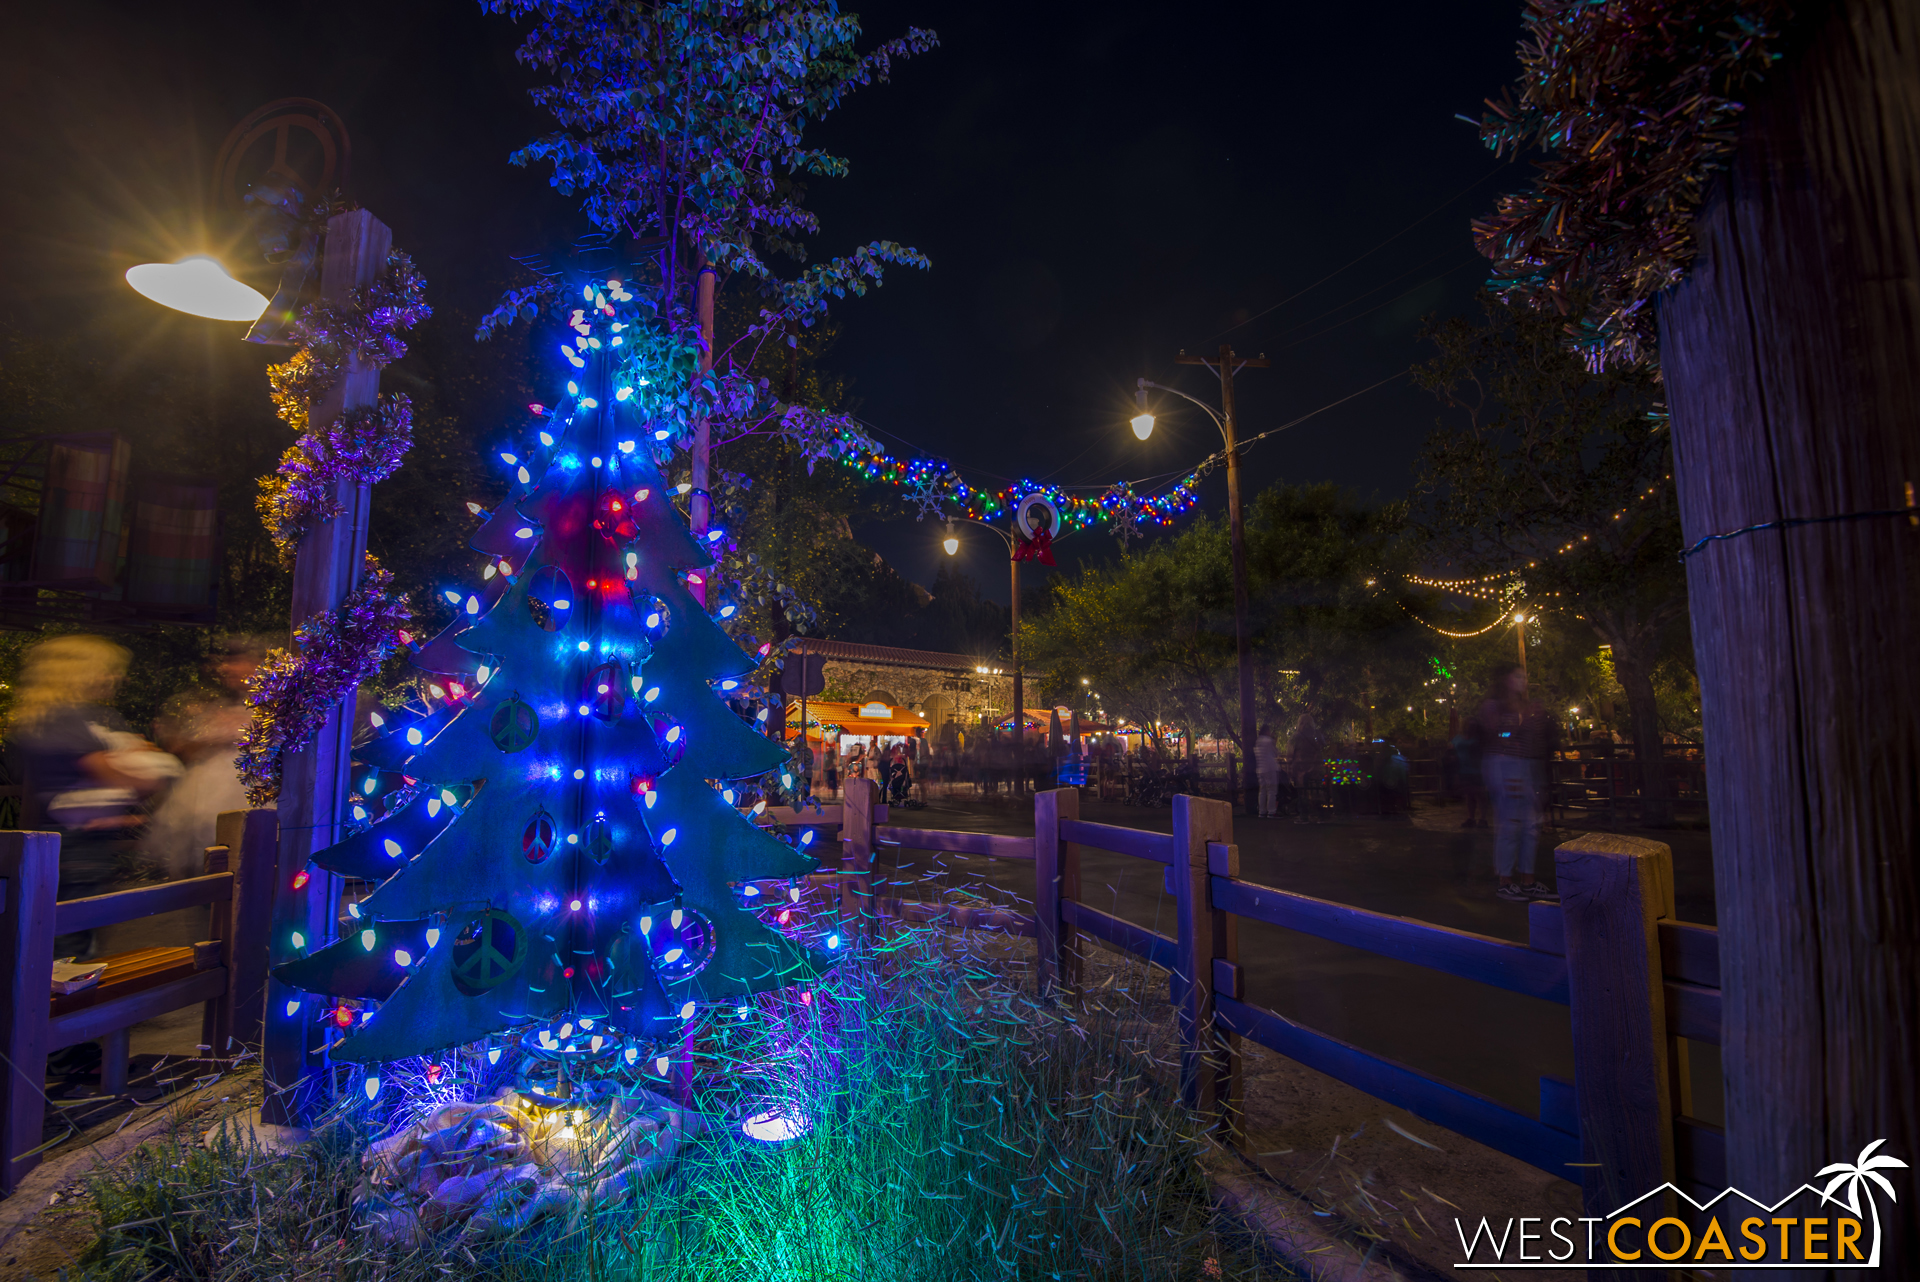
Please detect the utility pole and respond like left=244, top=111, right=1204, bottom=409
left=1515, top=612, right=1529, bottom=675
left=688, top=262, right=717, bottom=606
left=1174, top=344, right=1268, bottom=816
left=1010, top=550, right=1022, bottom=762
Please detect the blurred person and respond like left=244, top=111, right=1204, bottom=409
left=1478, top=664, right=1557, bottom=903
left=143, top=637, right=265, bottom=880
left=8, top=635, right=179, bottom=957
left=1254, top=723, right=1280, bottom=817
left=885, top=742, right=913, bottom=805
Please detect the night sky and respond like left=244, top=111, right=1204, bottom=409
left=0, top=0, right=1524, bottom=601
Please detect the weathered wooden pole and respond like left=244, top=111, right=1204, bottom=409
left=1170, top=793, right=1234, bottom=1114
left=1555, top=833, right=1678, bottom=1274
left=1658, top=0, right=1919, bottom=1267
left=268, top=208, right=390, bottom=1129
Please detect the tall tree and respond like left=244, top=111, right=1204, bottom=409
left=1474, top=0, right=1920, bottom=1253
left=1413, top=292, right=1686, bottom=823
left=482, top=0, right=938, bottom=638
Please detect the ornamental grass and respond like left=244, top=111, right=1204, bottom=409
left=71, top=925, right=1281, bottom=1281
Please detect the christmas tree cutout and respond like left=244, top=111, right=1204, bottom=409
left=278, top=274, right=825, bottom=1069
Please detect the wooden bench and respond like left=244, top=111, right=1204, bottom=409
left=2, top=829, right=275, bottom=1194
left=47, top=942, right=226, bottom=1096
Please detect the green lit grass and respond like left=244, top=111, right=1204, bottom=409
left=75, top=928, right=1281, bottom=1281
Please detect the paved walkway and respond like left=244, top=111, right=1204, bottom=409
left=870, top=790, right=1722, bottom=1127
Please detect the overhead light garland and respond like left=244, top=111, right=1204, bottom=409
left=836, top=448, right=1207, bottom=540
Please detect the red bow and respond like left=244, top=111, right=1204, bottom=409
left=1014, top=527, right=1055, bottom=565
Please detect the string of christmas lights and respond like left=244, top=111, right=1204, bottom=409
left=835, top=447, right=1207, bottom=536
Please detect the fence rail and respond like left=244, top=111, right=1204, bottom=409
left=820, top=778, right=1726, bottom=1218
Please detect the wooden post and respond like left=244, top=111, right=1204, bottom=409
left=198, top=844, right=232, bottom=1060
left=220, top=811, right=284, bottom=1062
left=1207, top=836, right=1245, bottom=1144
left=1657, top=2, right=1920, bottom=1256
left=1555, top=832, right=1676, bottom=1266
left=270, top=208, right=390, bottom=1129
left=1170, top=794, right=1234, bottom=1113
left=99, top=1027, right=130, bottom=1098
left=0, top=831, right=60, bottom=1193
left=840, top=777, right=877, bottom=929
left=1032, top=787, right=1082, bottom=1000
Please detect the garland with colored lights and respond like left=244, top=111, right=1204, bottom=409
left=1474, top=0, right=1790, bottom=370
left=837, top=449, right=1207, bottom=543
left=238, top=555, right=411, bottom=806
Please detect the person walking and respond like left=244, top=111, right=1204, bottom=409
left=143, top=636, right=264, bottom=879
left=824, top=740, right=840, bottom=799
left=1478, top=663, right=1557, bottom=902
left=7, top=636, right=180, bottom=957
left=1254, top=724, right=1280, bottom=818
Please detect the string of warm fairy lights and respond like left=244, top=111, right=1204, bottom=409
left=1397, top=475, right=1674, bottom=636
left=1396, top=573, right=1528, bottom=638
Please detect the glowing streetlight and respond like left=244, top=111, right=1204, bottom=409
left=942, top=519, right=959, bottom=556
left=124, top=256, right=270, bottom=322
left=1130, top=385, right=1155, bottom=440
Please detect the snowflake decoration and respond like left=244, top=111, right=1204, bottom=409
left=1106, top=485, right=1143, bottom=550
left=904, top=463, right=948, bottom=522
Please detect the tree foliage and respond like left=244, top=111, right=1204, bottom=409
left=480, top=0, right=940, bottom=645
left=1473, top=0, right=1790, bottom=369
left=1414, top=291, right=1690, bottom=816
left=1022, top=484, right=1431, bottom=753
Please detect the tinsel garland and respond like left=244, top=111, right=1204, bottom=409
left=258, top=395, right=416, bottom=563
left=1473, top=0, right=1790, bottom=370
left=240, top=238, right=430, bottom=800
left=237, top=555, right=411, bottom=807
left=266, top=250, right=431, bottom=434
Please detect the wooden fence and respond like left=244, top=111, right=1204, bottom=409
left=777, top=778, right=1726, bottom=1222
left=5, top=786, right=1726, bottom=1220
left=1, top=812, right=277, bottom=1194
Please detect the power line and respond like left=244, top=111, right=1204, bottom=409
left=1202, top=159, right=1511, bottom=344
left=1273, top=258, right=1484, bottom=352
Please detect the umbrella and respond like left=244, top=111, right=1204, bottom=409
left=1047, top=708, right=1065, bottom=758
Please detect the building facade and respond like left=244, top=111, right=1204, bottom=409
left=788, top=638, right=1013, bottom=738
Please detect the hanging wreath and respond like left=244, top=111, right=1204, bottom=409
left=1473, top=0, right=1791, bottom=370
left=238, top=554, right=412, bottom=806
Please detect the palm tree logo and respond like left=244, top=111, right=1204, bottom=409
left=1816, top=1139, right=1909, bottom=1266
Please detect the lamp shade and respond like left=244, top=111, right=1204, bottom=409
left=1129, top=412, right=1155, bottom=441
left=125, top=257, right=270, bottom=322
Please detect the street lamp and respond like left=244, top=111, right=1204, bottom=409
left=1130, top=385, right=1156, bottom=440
left=125, top=256, right=271, bottom=322
left=1131, top=346, right=1268, bottom=815
left=942, top=514, right=1049, bottom=762
left=1512, top=612, right=1530, bottom=674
